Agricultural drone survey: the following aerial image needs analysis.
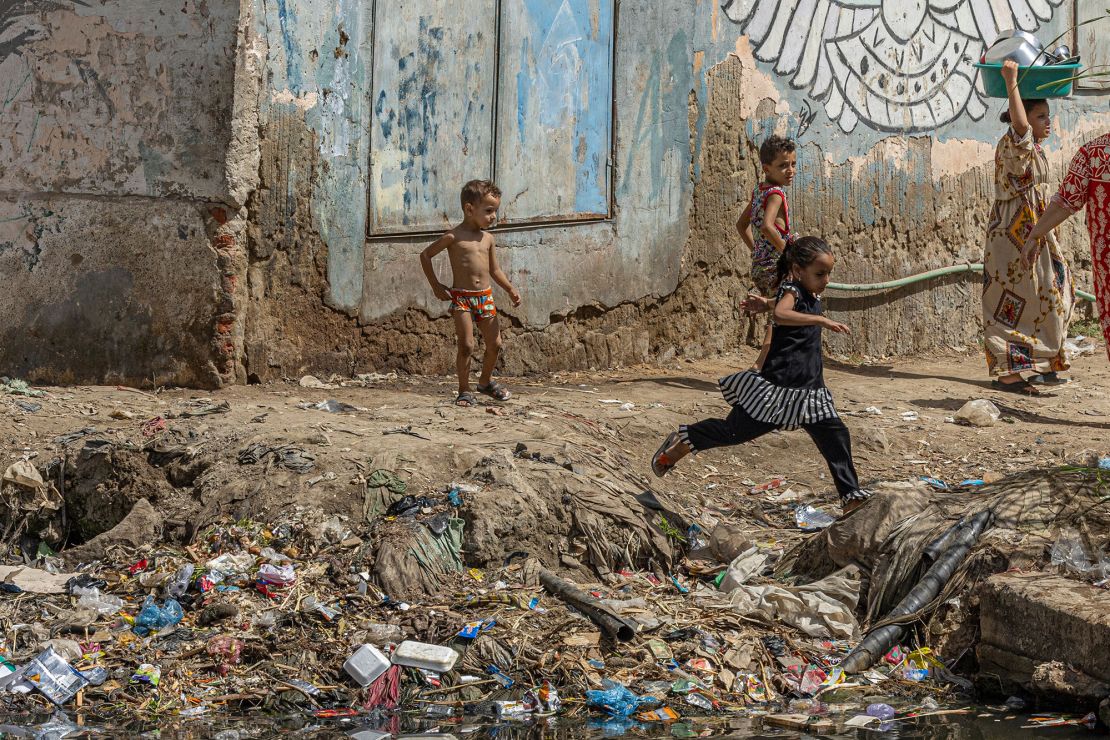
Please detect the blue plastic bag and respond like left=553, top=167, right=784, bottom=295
left=133, top=596, right=184, bottom=635
left=586, top=679, right=656, bottom=717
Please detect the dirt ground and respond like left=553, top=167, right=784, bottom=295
left=4, top=343, right=1108, bottom=571
left=2, top=344, right=1109, bottom=732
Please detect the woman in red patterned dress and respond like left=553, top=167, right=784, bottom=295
left=1024, top=132, right=1110, bottom=360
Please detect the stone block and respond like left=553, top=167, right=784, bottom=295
left=977, top=572, right=1110, bottom=702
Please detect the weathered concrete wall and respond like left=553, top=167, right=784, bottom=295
left=243, top=0, right=695, bottom=379
left=244, top=0, right=1110, bottom=382
left=6, top=0, right=1110, bottom=385
left=0, top=0, right=249, bottom=387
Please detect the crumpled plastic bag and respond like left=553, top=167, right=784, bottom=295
left=133, top=596, right=184, bottom=635
left=955, top=399, right=1001, bottom=427
left=1050, top=528, right=1110, bottom=581
left=706, top=567, right=861, bottom=639
left=718, top=546, right=769, bottom=592
left=586, top=679, right=656, bottom=717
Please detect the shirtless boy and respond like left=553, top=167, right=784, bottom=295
left=420, top=180, right=521, bottom=407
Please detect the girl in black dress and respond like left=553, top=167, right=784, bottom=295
left=651, top=236, right=871, bottom=512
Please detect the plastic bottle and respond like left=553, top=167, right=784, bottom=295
left=344, top=644, right=390, bottom=687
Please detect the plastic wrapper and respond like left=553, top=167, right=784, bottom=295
left=257, top=563, right=296, bottom=587
left=750, top=477, right=787, bottom=493
left=798, top=666, right=827, bottom=695
left=79, top=666, right=108, bottom=686
left=902, top=667, right=929, bottom=681
left=794, top=505, right=836, bottom=531
left=130, top=664, right=161, bottom=687
left=741, top=673, right=769, bottom=702
left=487, top=664, right=515, bottom=688
left=637, top=706, right=680, bottom=722
left=24, top=647, right=89, bottom=705
left=537, top=680, right=561, bottom=713
left=457, top=618, right=496, bottom=639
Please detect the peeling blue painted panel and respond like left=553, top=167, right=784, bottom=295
left=368, top=1, right=497, bottom=233
left=495, top=0, right=613, bottom=221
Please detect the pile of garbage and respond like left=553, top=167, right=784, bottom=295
left=0, top=509, right=962, bottom=735
left=1, top=448, right=1109, bottom=734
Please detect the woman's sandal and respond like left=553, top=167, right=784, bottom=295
left=1028, top=372, right=1069, bottom=386
left=652, top=432, right=680, bottom=478
left=477, top=380, right=511, bottom=401
left=991, top=378, right=1041, bottom=396
left=455, top=391, right=477, bottom=407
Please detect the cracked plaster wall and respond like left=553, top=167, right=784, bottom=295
left=1, top=0, right=249, bottom=387
left=5, top=0, right=1109, bottom=386
left=244, top=0, right=1108, bottom=383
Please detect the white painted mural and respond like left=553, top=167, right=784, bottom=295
left=721, top=0, right=1064, bottom=133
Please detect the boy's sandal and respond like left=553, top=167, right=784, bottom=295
left=652, top=432, right=680, bottom=478
left=991, top=378, right=1041, bottom=396
left=1028, top=372, right=1069, bottom=386
left=477, top=381, right=511, bottom=401
left=455, top=392, right=477, bottom=407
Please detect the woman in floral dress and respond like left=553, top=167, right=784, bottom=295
left=1024, top=131, right=1110, bottom=362
left=981, top=61, right=1075, bottom=395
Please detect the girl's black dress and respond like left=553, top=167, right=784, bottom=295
left=678, top=280, right=870, bottom=504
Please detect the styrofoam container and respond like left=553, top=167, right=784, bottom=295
left=343, top=644, right=390, bottom=687
left=347, top=731, right=391, bottom=740
left=390, top=640, right=458, bottom=672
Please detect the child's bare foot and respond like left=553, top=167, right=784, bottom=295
left=455, top=391, right=477, bottom=407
